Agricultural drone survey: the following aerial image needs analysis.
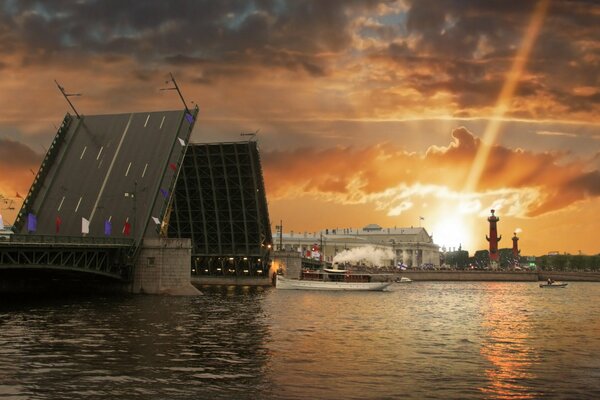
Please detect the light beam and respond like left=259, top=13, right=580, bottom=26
left=464, top=0, right=550, bottom=193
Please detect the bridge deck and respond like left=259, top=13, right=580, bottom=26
left=14, top=108, right=198, bottom=246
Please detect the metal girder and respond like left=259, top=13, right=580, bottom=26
left=168, top=141, right=273, bottom=275
left=0, top=242, right=133, bottom=280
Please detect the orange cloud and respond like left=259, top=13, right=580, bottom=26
left=0, top=139, right=41, bottom=216
left=262, top=127, right=600, bottom=217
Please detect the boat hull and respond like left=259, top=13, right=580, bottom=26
left=539, top=283, right=568, bottom=288
left=276, top=275, right=392, bottom=291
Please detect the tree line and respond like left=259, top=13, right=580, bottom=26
left=441, top=249, right=600, bottom=272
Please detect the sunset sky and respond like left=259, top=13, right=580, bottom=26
left=0, top=0, right=599, bottom=255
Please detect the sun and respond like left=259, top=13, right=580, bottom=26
left=431, top=215, right=472, bottom=251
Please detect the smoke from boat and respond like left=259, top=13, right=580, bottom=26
left=332, top=246, right=394, bottom=268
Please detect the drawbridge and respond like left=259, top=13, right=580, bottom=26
left=1, top=107, right=198, bottom=280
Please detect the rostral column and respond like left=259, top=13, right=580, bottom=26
left=512, top=232, right=520, bottom=266
left=486, top=209, right=502, bottom=263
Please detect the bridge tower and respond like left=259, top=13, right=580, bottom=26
left=486, top=209, right=502, bottom=265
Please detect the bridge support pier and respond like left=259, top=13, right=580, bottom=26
left=131, top=238, right=201, bottom=295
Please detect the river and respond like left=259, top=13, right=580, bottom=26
left=1, top=282, right=599, bottom=399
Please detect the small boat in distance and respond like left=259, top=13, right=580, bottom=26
left=276, top=269, right=392, bottom=291
left=395, top=276, right=412, bottom=283
left=539, top=281, right=568, bottom=288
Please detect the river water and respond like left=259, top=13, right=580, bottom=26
left=1, top=282, right=599, bottom=399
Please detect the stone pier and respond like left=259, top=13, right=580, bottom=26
left=131, top=238, right=201, bottom=295
left=272, top=251, right=303, bottom=279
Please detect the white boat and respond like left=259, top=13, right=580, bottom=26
left=276, top=269, right=392, bottom=291
left=396, top=276, right=412, bottom=283
left=539, top=281, right=568, bottom=288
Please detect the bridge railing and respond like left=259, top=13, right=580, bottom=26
left=3, top=234, right=135, bottom=247
left=12, top=114, right=74, bottom=233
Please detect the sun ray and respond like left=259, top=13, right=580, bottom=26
left=464, top=0, right=551, bottom=193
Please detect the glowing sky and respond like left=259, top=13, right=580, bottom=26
left=0, top=1, right=598, bottom=255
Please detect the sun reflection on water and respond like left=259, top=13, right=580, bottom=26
left=479, top=284, right=540, bottom=399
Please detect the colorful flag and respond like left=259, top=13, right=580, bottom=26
left=169, top=163, right=177, bottom=171
left=82, top=217, right=90, bottom=234
left=178, top=138, right=186, bottom=146
left=55, top=216, right=62, bottom=233
left=160, top=188, right=169, bottom=199
left=185, top=113, right=194, bottom=124
left=0, top=214, right=4, bottom=230
left=152, top=216, right=160, bottom=225
left=123, top=220, right=131, bottom=236
left=27, top=213, right=37, bottom=232
left=104, top=219, right=112, bottom=236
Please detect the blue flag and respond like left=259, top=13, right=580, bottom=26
left=160, top=188, right=169, bottom=199
left=104, top=220, right=112, bottom=236
left=185, top=113, right=194, bottom=124
left=27, top=213, right=37, bottom=233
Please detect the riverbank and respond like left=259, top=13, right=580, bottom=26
left=393, top=270, right=600, bottom=282
left=191, top=270, right=600, bottom=286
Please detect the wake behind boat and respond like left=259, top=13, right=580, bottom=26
left=276, top=269, right=392, bottom=291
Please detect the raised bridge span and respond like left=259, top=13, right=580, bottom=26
left=1, top=107, right=197, bottom=282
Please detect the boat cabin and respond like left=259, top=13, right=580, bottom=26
left=300, top=268, right=372, bottom=283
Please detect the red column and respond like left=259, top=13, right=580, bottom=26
left=486, top=209, right=502, bottom=263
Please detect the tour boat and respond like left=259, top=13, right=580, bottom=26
left=539, top=281, right=568, bottom=288
left=396, top=276, right=412, bottom=283
left=276, top=269, right=392, bottom=291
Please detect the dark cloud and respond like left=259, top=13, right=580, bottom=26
left=1, top=0, right=381, bottom=78
left=0, top=0, right=597, bottom=120
left=375, top=0, right=600, bottom=116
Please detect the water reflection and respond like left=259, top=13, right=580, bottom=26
left=0, top=286, right=273, bottom=400
left=1, top=283, right=600, bottom=399
left=479, top=283, right=540, bottom=399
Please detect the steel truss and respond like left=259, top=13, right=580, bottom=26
left=0, top=237, right=135, bottom=280
left=168, top=142, right=272, bottom=275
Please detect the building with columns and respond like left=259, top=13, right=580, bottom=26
left=274, top=223, right=440, bottom=268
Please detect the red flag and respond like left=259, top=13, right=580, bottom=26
left=15, top=192, right=23, bottom=199
left=123, top=221, right=131, bottom=236
left=169, top=163, right=177, bottom=171
left=55, top=216, right=62, bottom=233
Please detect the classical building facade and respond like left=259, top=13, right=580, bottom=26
left=274, top=223, right=440, bottom=268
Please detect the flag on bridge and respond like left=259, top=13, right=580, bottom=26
left=169, top=162, right=177, bottom=172
left=178, top=138, right=186, bottom=146
left=55, top=216, right=62, bottom=233
left=160, top=188, right=169, bottom=199
left=82, top=217, right=89, bottom=235
left=104, top=219, right=112, bottom=236
left=123, top=219, right=131, bottom=236
left=0, top=214, right=4, bottom=230
left=152, top=216, right=161, bottom=225
left=185, top=113, right=194, bottom=124
left=27, top=213, right=37, bottom=233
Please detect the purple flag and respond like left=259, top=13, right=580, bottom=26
left=160, top=188, right=169, bottom=199
left=27, top=213, right=37, bottom=232
left=104, top=220, right=112, bottom=236
left=185, top=113, right=194, bottom=124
